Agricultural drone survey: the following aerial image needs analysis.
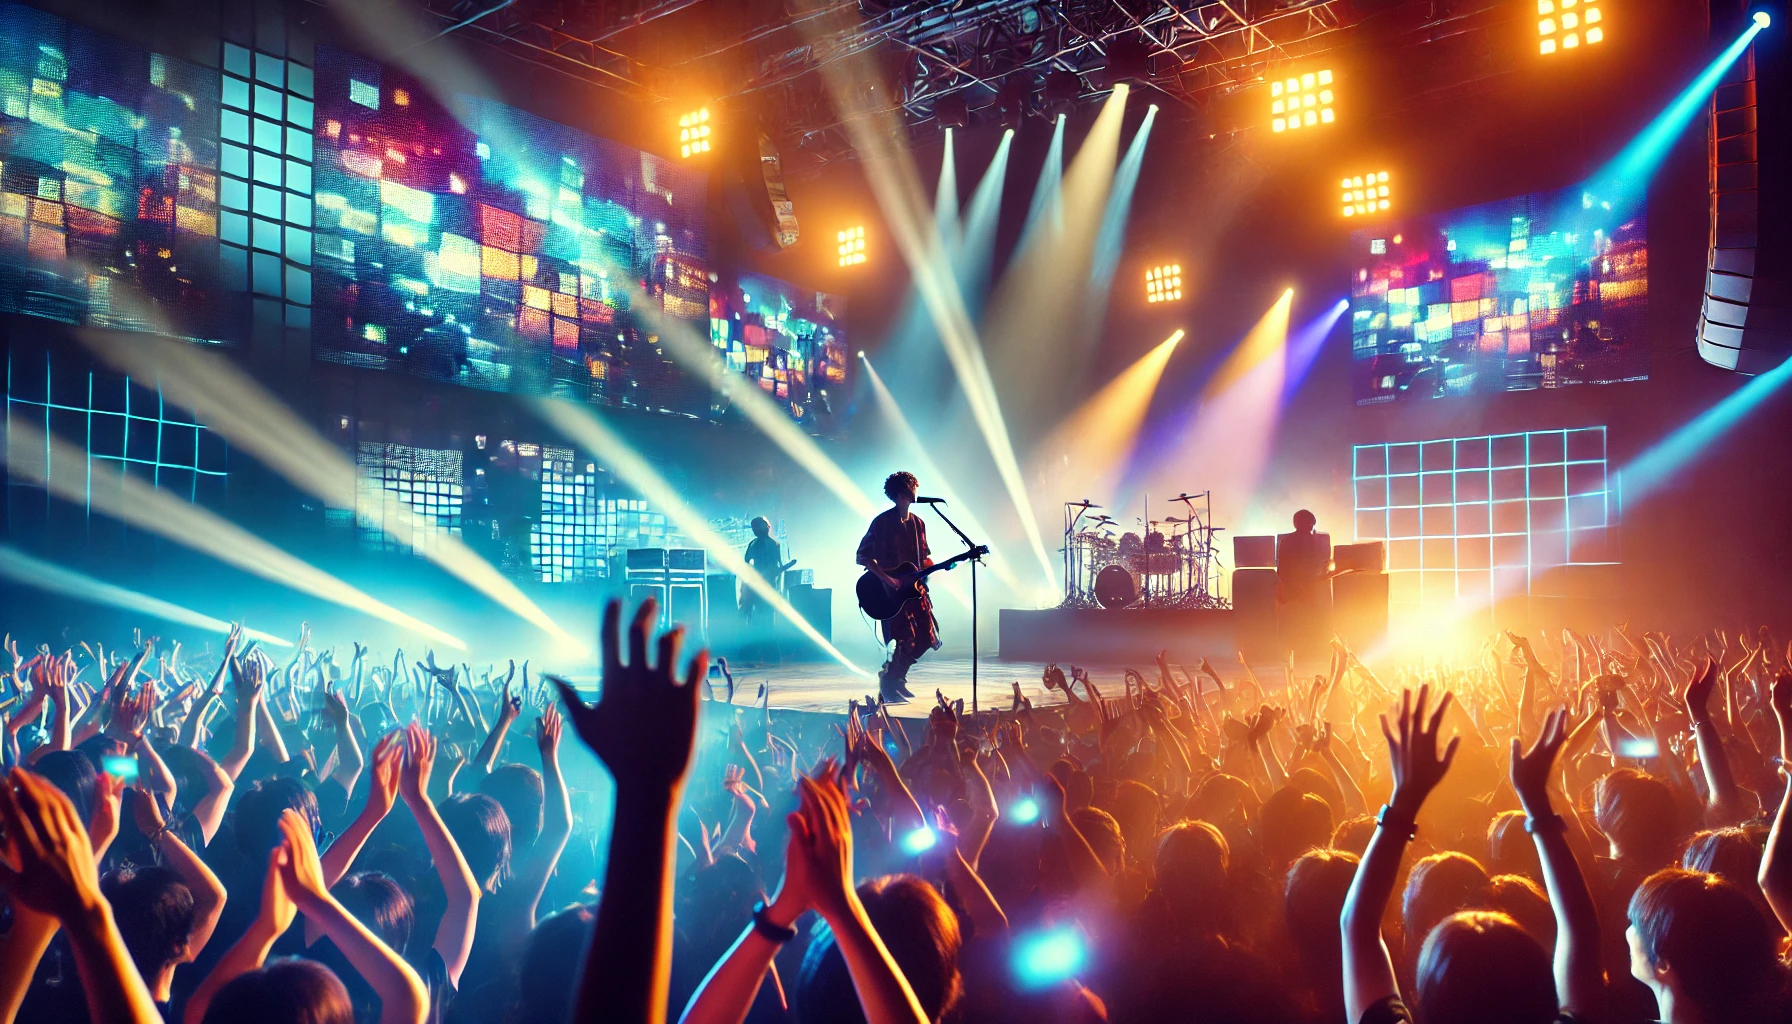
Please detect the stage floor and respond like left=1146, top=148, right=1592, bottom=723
left=721, top=657, right=1137, bottom=717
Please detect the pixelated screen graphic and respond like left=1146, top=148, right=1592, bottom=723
left=0, top=2, right=228, bottom=340
left=310, top=47, right=708, bottom=411
left=1349, top=186, right=1646, bottom=405
left=709, top=270, right=849, bottom=435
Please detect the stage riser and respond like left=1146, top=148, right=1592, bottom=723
left=999, top=608, right=1236, bottom=663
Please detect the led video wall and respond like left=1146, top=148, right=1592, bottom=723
left=1349, top=186, right=1647, bottom=405
left=709, top=271, right=849, bottom=434
left=0, top=2, right=231, bottom=340
left=1353, top=428, right=1616, bottom=617
left=309, top=46, right=708, bottom=407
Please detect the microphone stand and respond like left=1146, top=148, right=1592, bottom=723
left=926, top=502, right=985, bottom=713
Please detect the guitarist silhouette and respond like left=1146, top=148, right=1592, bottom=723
left=741, top=516, right=797, bottom=662
left=855, top=471, right=938, bottom=703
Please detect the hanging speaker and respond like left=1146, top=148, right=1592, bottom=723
left=1697, top=3, right=1790, bottom=372
left=725, top=127, right=800, bottom=252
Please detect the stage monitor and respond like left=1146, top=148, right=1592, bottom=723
left=709, top=270, right=849, bottom=435
left=1349, top=185, right=1647, bottom=405
left=0, top=2, right=232, bottom=341
left=309, top=46, right=710, bottom=413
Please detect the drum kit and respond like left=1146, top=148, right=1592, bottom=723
left=1061, top=492, right=1229, bottom=610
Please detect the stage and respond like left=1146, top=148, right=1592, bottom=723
left=733, top=657, right=1135, bottom=716
left=998, top=606, right=1237, bottom=663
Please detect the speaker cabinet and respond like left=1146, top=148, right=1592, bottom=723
left=1333, top=572, right=1390, bottom=652
left=1232, top=568, right=1280, bottom=661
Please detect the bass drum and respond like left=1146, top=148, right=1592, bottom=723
left=1094, top=563, right=1140, bottom=609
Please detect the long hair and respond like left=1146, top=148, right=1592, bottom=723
left=1629, top=868, right=1782, bottom=1016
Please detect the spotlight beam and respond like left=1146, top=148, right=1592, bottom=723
left=0, top=545, right=292, bottom=648
left=624, top=287, right=880, bottom=519
left=1592, top=17, right=1769, bottom=206
left=1086, top=105, right=1158, bottom=327
left=936, top=127, right=960, bottom=247
left=857, top=354, right=1027, bottom=596
left=3, top=420, right=466, bottom=649
left=1620, top=355, right=1792, bottom=506
left=77, top=330, right=586, bottom=654
left=805, top=49, right=1058, bottom=592
left=1031, top=328, right=1184, bottom=511
left=1018, top=115, right=1066, bottom=251
left=533, top=398, right=871, bottom=678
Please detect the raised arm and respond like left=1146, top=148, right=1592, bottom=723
left=470, top=672, right=520, bottom=774
left=555, top=596, right=705, bottom=1024
left=1511, top=707, right=1604, bottom=1019
left=278, top=810, right=428, bottom=1024
left=319, top=731, right=402, bottom=888
left=1684, top=658, right=1745, bottom=820
left=797, top=765, right=929, bottom=1024
left=397, top=724, right=481, bottom=986
left=1341, top=686, right=1459, bottom=1023
left=219, top=655, right=261, bottom=782
left=0, top=769, right=163, bottom=1024
left=1759, top=673, right=1792, bottom=931
left=127, top=786, right=228, bottom=959
left=492, top=706, right=572, bottom=942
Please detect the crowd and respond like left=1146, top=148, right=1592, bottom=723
left=3, top=601, right=1792, bottom=1024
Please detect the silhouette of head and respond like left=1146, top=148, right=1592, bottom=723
left=1293, top=509, right=1317, bottom=532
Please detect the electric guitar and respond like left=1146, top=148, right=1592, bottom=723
left=856, top=546, right=989, bottom=621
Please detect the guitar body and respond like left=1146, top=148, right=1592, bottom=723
left=857, top=561, right=925, bottom=621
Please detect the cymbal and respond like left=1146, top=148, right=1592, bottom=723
left=1172, top=493, right=1204, bottom=501
left=1065, top=499, right=1103, bottom=509
left=1091, top=515, right=1115, bottom=523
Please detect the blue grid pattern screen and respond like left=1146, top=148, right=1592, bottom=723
left=1352, top=427, right=1616, bottom=613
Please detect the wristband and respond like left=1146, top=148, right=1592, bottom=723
left=751, top=900, right=797, bottom=943
left=1523, top=812, right=1567, bottom=836
left=1376, top=803, right=1418, bottom=842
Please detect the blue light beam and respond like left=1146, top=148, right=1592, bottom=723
left=1590, top=17, right=1769, bottom=209
left=1620, top=356, right=1792, bottom=505
left=1018, top=115, right=1066, bottom=251
left=1282, top=299, right=1350, bottom=402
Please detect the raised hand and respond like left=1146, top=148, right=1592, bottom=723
left=1510, top=706, right=1573, bottom=814
left=1380, top=685, right=1460, bottom=816
left=535, top=703, right=562, bottom=762
left=1682, top=657, right=1718, bottom=725
left=551, top=597, right=705, bottom=794
left=0, top=768, right=104, bottom=920
left=398, top=723, right=437, bottom=805
left=788, top=761, right=855, bottom=918
left=365, top=731, right=404, bottom=818
left=125, top=785, right=166, bottom=837
left=274, top=808, right=329, bottom=909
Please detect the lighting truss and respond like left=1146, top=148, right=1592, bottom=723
left=1341, top=171, right=1390, bottom=216
left=1145, top=263, right=1183, bottom=303
left=1538, top=0, right=1603, bottom=53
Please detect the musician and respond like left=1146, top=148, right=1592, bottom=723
left=1276, top=509, right=1333, bottom=659
left=856, top=471, right=936, bottom=703
left=740, top=516, right=788, bottom=660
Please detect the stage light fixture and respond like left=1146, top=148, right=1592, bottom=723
left=837, top=225, right=867, bottom=266
left=678, top=107, right=711, bottom=158
left=1538, top=0, right=1603, bottom=53
left=1340, top=170, right=1392, bottom=217
left=1270, top=69, right=1335, bottom=133
left=1755, top=10, right=1771, bottom=26
left=1145, top=263, right=1182, bottom=303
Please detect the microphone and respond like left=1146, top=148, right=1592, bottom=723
left=912, top=496, right=947, bottom=504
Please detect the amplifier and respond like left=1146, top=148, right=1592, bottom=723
left=1333, top=541, right=1385, bottom=573
left=784, top=568, right=814, bottom=588
left=1234, top=535, right=1277, bottom=568
left=626, top=547, right=667, bottom=570
left=669, top=548, right=706, bottom=572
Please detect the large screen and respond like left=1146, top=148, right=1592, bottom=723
left=0, top=3, right=229, bottom=340
left=310, top=47, right=708, bottom=410
left=1349, top=186, right=1646, bottom=405
left=709, top=271, right=849, bottom=434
